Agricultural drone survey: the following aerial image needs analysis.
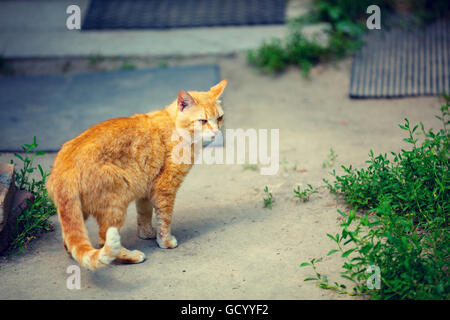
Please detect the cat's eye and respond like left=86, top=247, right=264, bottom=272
left=217, top=115, right=224, bottom=121
left=199, top=119, right=208, bottom=124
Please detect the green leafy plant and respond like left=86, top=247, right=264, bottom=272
left=88, top=53, right=104, bottom=67
left=243, top=163, right=259, bottom=171
left=158, top=61, right=169, bottom=68
left=120, top=61, right=137, bottom=71
left=8, top=137, right=56, bottom=253
left=322, top=148, right=338, bottom=168
left=247, top=38, right=288, bottom=74
left=247, top=0, right=369, bottom=76
left=300, top=257, right=355, bottom=295
left=294, top=184, right=318, bottom=202
left=263, top=186, right=273, bottom=210
left=248, top=0, right=449, bottom=76
left=280, top=157, right=298, bottom=172
left=303, top=104, right=450, bottom=299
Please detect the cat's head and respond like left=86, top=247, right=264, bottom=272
left=174, top=80, right=227, bottom=145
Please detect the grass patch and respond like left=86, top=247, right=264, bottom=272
left=294, top=184, right=318, bottom=202
left=243, top=163, right=259, bottom=171
left=158, top=61, right=169, bottom=68
left=280, top=157, right=298, bottom=172
left=88, top=53, right=104, bottom=67
left=120, top=61, right=137, bottom=71
left=8, top=137, right=56, bottom=254
left=263, top=186, right=273, bottom=210
left=322, top=148, right=338, bottom=169
left=248, top=0, right=449, bottom=76
left=302, top=103, right=450, bottom=299
left=247, top=0, right=370, bottom=75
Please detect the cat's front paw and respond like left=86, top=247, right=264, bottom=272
left=157, top=235, right=178, bottom=249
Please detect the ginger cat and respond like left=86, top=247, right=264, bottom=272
left=46, top=80, right=227, bottom=270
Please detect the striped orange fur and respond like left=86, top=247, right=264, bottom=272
left=46, top=80, right=227, bottom=270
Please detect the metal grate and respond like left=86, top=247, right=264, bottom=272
left=350, top=19, right=450, bottom=98
left=82, top=0, right=286, bottom=30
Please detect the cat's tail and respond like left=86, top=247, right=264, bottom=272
left=57, top=195, right=121, bottom=271
left=72, top=227, right=121, bottom=271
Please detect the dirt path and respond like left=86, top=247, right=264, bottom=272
left=0, top=54, right=443, bottom=299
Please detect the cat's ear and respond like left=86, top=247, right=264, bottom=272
left=209, top=80, right=228, bottom=99
left=177, top=90, right=196, bottom=111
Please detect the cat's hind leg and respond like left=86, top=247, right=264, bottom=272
left=136, top=198, right=157, bottom=240
left=97, top=206, right=146, bottom=264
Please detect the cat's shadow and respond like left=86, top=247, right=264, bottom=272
left=119, top=201, right=249, bottom=253
left=82, top=200, right=258, bottom=291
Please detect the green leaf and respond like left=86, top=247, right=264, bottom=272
left=304, top=277, right=319, bottom=282
left=14, top=153, right=24, bottom=161
left=328, top=6, right=342, bottom=20
left=342, top=248, right=357, bottom=258
left=336, top=21, right=363, bottom=36
left=326, top=233, right=336, bottom=242
left=299, top=262, right=311, bottom=268
left=327, top=249, right=338, bottom=256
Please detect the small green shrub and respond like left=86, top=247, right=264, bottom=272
left=8, top=137, right=56, bottom=253
left=311, top=0, right=391, bottom=26
left=304, top=104, right=450, bottom=299
left=285, top=32, right=327, bottom=77
left=88, top=53, right=104, bottom=67
left=326, top=106, right=449, bottom=228
left=248, top=0, right=449, bottom=76
left=247, top=38, right=288, bottom=74
left=88, top=53, right=105, bottom=67
left=158, top=61, right=169, bottom=68
left=263, top=186, right=273, bottom=210
left=247, top=0, right=367, bottom=75
left=120, top=61, right=137, bottom=71
left=243, top=163, right=258, bottom=171
left=294, top=184, right=318, bottom=202
left=280, top=157, right=298, bottom=172
left=322, top=148, right=338, bottom=169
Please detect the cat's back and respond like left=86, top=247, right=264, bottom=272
left=49, top=114, right=150, bottom=178
left=47, top=110, right=173, bottom=198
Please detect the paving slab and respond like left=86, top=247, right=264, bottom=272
left=0, top=64, right=220, bottom=151
left=0, top=0, right=289, bottom=58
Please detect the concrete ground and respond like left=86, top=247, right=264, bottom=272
left=0, top=0, right=328, bottom=58
left=0, top=0, right=445, bottom=301
left=0, top=54, right=443, bottom=299
left=0, top=0, right=297, bottom=58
